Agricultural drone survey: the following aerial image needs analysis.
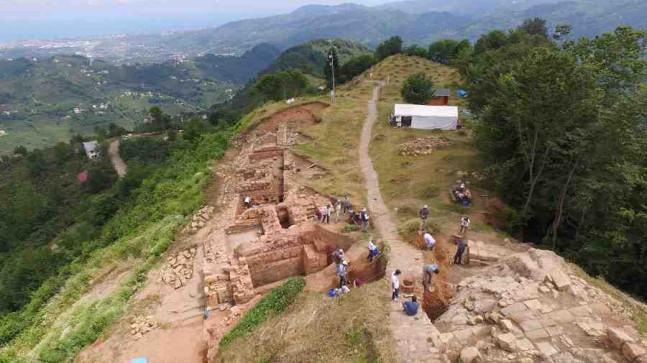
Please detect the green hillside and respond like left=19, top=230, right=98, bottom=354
left=0, top=45, right=280, bottom=154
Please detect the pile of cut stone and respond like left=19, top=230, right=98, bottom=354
left=399, top=136, right=450, bottom=156
left=433, top=248, right=647, bottom=363
left=130, top=315, right=156, bottom=340
left=186, top=205, right=215, bottom=234
left=161, top=248, right=197, bottom=289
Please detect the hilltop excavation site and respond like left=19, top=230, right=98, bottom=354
left=78, top=84, right=647, bottom=363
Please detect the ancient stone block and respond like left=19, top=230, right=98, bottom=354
left=499, top=319, right=516, bottom=332
left=536, top=341, right=558, bottom=357
left=516, top=338, right=534, bottom=352
left=519, top=319, right=543, bottom=333
left=501, top=302, right=527, bottom=316
left=495, top=332, right=517, bottom=352
left=622, top=343, right=646, bottom=361
left=607, top=327, right=635, bottom=350
left=549, top=309, right=575, bottom=324
left=523, top=299, right=543, bottom=310
left=459, top=346, right=482, bottom=363
left=525, top=327, right=549, bottom=341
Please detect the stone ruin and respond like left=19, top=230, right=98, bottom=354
left=399, top=135, right=451, bottom=156
left=161, top=247, right=197, bottom=289
left=424, top=248, right=647, bottom=363
left=199, top=102, right=354, bottom=310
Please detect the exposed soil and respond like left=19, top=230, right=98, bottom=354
left=108, top=139, right=127, bottom=177
left=251, top=101, right=328, bottom=134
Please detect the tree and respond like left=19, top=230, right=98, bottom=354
left=253, top=69, right=309, bottom=101
left=148, top=106, right=171, bottom=130
left=565, top=26, right=647, bottom=99
left=552, top=24, right=572, bottom=41
left=520, top=18, right=548, bottom=38
left=404, top=45, right=428, bottom=58
left=401, top=73, right=435, bottom=104
left=474, top=30, right=508, bottom=55
left=13, top=146, right=27, bottom=157
left=376, top=36, right=403, bottom=61
left=466, top=25, right=647, bottom=300
left=338, top=54, right=376, bottom=83
left=428, top=39, right=470, bottom=64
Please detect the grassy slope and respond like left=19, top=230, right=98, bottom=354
left=366, top=55, right=494, bottom=238
left=218, top=280, right=395, bottom=363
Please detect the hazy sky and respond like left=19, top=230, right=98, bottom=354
left=0, top=0, right=388, bottom=41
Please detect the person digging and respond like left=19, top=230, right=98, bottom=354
left=422, top=264, right=440, bottom=292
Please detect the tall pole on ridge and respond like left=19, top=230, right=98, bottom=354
left=329, top=51, right=336, bottom=103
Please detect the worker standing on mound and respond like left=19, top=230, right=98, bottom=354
left=337, top=260, right=348, bottom=288
left=360, top=208, right=370, bottom=232
left=459, top=216, right=470, bottom=234
left=335, top=199, right=342, bottom=222
left=367, top=240, right=379, bottom=262
left=454, top=239, right=467, bottom=265
left=332, top=249, right=345, bottom=265
left=419, top=204, right=429, bottom=229
left=422, top=264, right=440, bottom=292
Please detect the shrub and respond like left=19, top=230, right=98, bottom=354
left=401, top=73, right=435, bottom=104
left=341, top=224, right=359, bottom=233
left=219, top=277, right=306, bottom=350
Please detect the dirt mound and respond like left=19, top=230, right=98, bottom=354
left=398, top=136, right=450, bottom=156
left=252, top=102, right=328, bottom=133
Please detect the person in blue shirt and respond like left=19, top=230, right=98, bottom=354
left=402, top=295, right=419, bottom=316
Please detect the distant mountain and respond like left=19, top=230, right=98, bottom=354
left=376, top=0, right=565, bottom=17
left=0, top=44, right=280, bottom=154
left=1, top=0, right=644, bottom=64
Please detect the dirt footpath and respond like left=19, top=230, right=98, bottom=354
left=359, top=81, right=444, bottom=362
left=108, top=139, right=127, bottom=177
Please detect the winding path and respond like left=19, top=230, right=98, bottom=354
left=359, top=82, right=442, bottom=362
left=108, top=139, right=127, bottom=177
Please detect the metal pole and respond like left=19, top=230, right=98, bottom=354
left=329, top=52, right=336, bottom=103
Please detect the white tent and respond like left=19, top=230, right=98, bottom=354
left=392, top=104, right=458, bottom=130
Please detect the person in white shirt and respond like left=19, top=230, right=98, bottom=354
left=423, top=231, right=436, bottom=251
left=460, top=216, right=471, bottom=234
left=391, top=269, right=402, bottom=301
left=322, top=205, right=331, bottom=224
left=244, top=196, right=251, bottom=208
left=367, top=240, right=379, bottom=262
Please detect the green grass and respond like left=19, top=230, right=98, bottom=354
left=219, top=277, right=306, bottom=350
left=366, top=55, right=484, bottom=239
left=217, top=280, right=395, bottom=363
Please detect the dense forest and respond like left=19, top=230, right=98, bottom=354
left=457, top=21, right=647, bottom=299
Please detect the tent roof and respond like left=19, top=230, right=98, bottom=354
left=434, top=88, right=451, bottom=97
left=394, top=104, right=458, bottom=117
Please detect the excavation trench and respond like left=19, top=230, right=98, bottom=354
left=413, top=233, right=455, bottom=322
